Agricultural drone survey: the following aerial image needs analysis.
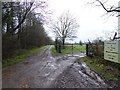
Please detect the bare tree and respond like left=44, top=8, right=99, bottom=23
left=51, top=12, right=79, bottom=48
left=103, top=29, right=118, bottom=40
left=2, top=0, right=49, bottom=34
left=88, top=0, right=120, bottom=39
left=89, top=0, right=120, bottom=17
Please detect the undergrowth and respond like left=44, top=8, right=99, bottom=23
left=77, top=56, right=120, bottom=82
left=2, top=46, right=47, bottom=67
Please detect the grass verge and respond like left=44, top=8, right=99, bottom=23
left=2, top=46, right=47, bottom=67
left=52, top=44, right=86, bottom=56
left=77, top=56, right=120, bottom=82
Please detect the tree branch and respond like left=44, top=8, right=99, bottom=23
left=12, top=2, right=34, bottom=33
left=96, top=0, right=120, bottom=12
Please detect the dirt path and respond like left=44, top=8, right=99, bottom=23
left=2, top=45, right=109, bottom=88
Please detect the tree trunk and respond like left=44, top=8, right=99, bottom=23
left=62, top=38, right=65, bottom=49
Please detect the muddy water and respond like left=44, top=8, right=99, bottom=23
left=2, top=45, right=109, bottom=88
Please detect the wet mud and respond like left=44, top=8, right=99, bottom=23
left=2, top=45, right=112, bottom=88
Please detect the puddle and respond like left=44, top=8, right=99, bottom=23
left=67, top=53, right=85, bottom=57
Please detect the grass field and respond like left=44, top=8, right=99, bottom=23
left=2, top=46, right=47, bottom=67
left=52, top=44, right=86, bottom=56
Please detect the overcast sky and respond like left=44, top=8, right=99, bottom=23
left=44, top=0, right=119, bottom=43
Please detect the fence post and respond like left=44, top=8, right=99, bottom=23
left=58, top=43, right=61, bottom=53
left=55, top=38, right=58, bottom=51
left=72, top=44, right=73, bottom=56
left=86, top=44, right=88, bottom=56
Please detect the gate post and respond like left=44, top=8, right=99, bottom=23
left=58, top=43, right=61, bottom=53
left=86, top=44, right=88, bottom=56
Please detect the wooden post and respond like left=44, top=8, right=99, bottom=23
left=86, top=44, right=88, bottom=56
left=58, top=43, right=61, bottom=53
left=72, top=44, right=73, bottom=56
left=55, top=38, right=58, bottom=51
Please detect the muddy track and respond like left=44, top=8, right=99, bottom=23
left=2, top=45, right=111, bottom=88
left=50, top=62, right=108, bottom=88
left=2, top=45, right=53, bottom=88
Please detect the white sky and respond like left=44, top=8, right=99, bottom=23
left=44, top=0, right=119, bottom=43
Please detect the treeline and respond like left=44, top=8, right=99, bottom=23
left=2, top=2, right=52, bottom=59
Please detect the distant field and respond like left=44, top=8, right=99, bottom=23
left=52, top=44, right=86, bottom=56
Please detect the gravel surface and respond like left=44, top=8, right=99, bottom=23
left=2, top=45, right=111, bottom=88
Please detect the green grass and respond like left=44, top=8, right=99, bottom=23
left=2, top=46, right=47, bottom=67
left=77, top=56, right=119, bottom=81
left=52, top=44, right=86, bottom=56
